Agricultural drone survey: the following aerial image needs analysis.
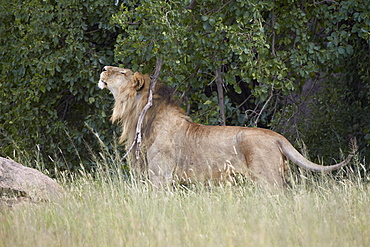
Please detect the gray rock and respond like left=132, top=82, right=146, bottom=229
left=0, top=157, right=64, bottom=201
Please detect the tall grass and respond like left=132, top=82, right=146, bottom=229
left=1, top=139, right=369, bottom=247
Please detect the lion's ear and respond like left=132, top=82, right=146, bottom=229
left=132, top=72, right=145, bottom=91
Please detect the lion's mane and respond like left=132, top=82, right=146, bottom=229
left=111, top=73, right=180, bottom=147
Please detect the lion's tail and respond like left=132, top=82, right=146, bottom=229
left=278, top=138, right=354, bottom=172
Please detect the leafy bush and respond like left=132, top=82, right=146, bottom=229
left=0, top=0, right=120, bottom=171
left=112, top=0, right=369, bottom=164
left=271, top=0, right=370, bottom=161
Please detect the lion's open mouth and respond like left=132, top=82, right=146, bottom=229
left=98, top=80, right=108, bottom=89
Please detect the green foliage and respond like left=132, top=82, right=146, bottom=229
left=113, top=0, right=369, bottom=162
left=0, top=0, right=120, bottom=171
left=113, top=0, right=277, bottom=125
left=272, top=0, right=370, bottom=160
left=298, top=41, right=370, bottom=161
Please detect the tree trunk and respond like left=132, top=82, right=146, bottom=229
left=215, top=68, right=226, bottom=126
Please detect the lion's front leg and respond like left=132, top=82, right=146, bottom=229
left=147, top=145, right=175, bottom=189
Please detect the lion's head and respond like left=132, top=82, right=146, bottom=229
left=99, top=66, right=149, bottom=100
left=99, top=66, right=151, bottom=144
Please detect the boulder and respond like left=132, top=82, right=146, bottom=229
left=0, top=157, right=64, bottom=201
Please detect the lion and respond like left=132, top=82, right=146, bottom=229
left=98, top=66, right=353, bottom=188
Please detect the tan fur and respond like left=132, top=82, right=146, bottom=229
left=99, top=66, right=353, bottom=188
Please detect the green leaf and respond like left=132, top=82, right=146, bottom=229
left=338, top=46, right=345, bottom=55
left=40, top=85, right=46, bottom=93
left=346, top=45, right=353, bottom=55
left=201, top=15, right=208, bottom=21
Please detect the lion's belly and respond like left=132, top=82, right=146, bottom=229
left=173, top=149, right=248, bottom=184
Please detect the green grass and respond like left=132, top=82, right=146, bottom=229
left=1, top=161, right=369, bottom=247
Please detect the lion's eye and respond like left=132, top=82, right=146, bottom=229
left=120, top=71, right=126, bottom=75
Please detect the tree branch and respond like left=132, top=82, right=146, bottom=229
left=314, top=0, right=337, bottom=6
left=125, top=20, right=141, bottom=25
left=271, top=10, right=276, bottom=57
left=186, top=0, right=197, bottom=9
left=122, top=58, right=163, bottom=161
left=254, top=86, right=274, bottom=126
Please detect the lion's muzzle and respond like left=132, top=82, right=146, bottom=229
left=98, top=80, right=108, bottom=89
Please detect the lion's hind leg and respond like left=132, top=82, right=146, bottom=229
left=246, top=155, right=287, bottom=190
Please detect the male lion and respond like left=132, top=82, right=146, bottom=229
left=98, top=66, right=353, bottom=188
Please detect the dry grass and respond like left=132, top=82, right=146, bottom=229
left=1, top=135, right=369, bottom=247
left=1, top=158, right=369, bottom=247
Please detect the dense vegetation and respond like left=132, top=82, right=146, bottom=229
left=1, top=0, right=369, bottom=172
left=0, top=0, right=120, bottom=170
